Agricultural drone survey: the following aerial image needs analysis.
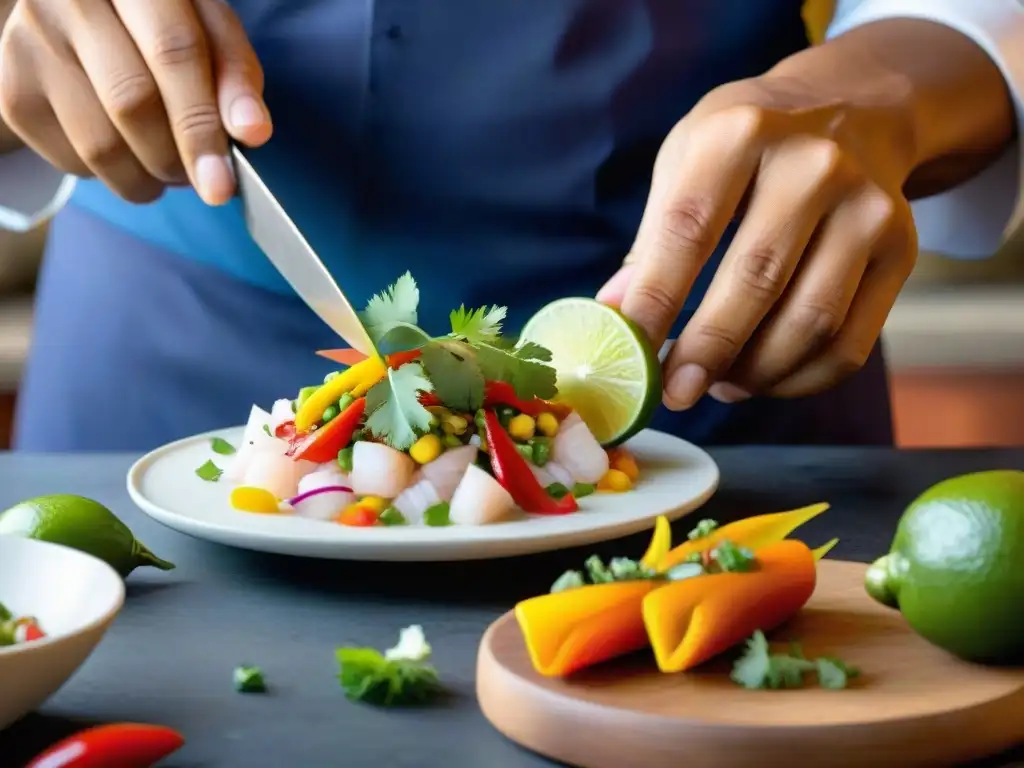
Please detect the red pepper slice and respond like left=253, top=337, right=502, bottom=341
left=25, top=723, right=185, bottom=768
left=483, top=381, right=572, bottom=419
left=482, top=410, right=578, bottom=515
left=275, top=420, right=297, bottom=441
left=22, top=620, right=45, bottom=642
left=316, top=348, right=422, bottom=369
left=287, top=398, right=366, bottom=463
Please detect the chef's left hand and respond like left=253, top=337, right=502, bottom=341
left=598, top=76, right=919, bottom=409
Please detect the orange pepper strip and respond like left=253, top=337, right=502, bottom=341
left=317, top=348, right=369, bottom=366
left=643, top=539, right=817, bottom=673
left=515, top=580, right=659, bottom=677
left=657, top=502, right=829, bottom=572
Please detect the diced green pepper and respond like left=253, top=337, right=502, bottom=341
left=530, top=437, right=551, bottom=467
left=233, top=664, right=267, bottom=693
left=424, top=502, right=451, bottom=527
left=337, top=446, right=354, bottom=473
left=572, top=482, right=595, bottom=498
left=379, top=507, right=407, bottom=526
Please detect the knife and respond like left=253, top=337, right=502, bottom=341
left=232, top=146, right=379, bottom=357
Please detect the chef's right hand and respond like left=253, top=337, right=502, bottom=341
left=0, top=0, right=271, bottom=205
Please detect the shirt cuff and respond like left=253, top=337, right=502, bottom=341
left=0, top=147, right=75, bottom=232
left=828, top=0, right=1024, bottom=258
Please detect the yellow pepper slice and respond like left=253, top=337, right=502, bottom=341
left=640, top=516, right=672, bottom=569
left=515, top=580, right=659, bottom=677
left=230, top=486, right=280, bottom=514
left=658, top=502, right=830, bottom=571
left=295, top=355, right=387, bottom=431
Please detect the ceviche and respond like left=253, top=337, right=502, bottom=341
left=199, top=273, right=647, bottom=528
left=0, top=601, right=46, bottom=646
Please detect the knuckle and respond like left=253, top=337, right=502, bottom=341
left=804, top=138, right=844, bottom=182
left=791, top=299, right=844, bottom=349
left=735, top=245, right=789, bottom=299
left=630, top=281, right=679, bottom=324
left=660, top=197, right=715, bottom=254
left=858, top=187, right=899, bottom=241
left=716, top=104, right=766, bottom=145
left=79, top=131, right=126, bottom=168
left=691, top=322, right=743, bottom=365
left=105, top=70, right=160, bottom=122
left=831, top=343, right=872, bottom=380
left=171, top=102, right=221, bottom=138
left=147, top=24, right=205, bottom=68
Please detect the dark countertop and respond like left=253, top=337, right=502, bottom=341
left=1, top=448, right=1022, bottom=768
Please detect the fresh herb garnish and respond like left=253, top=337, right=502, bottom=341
left=233, top=665, right=266, bottom=693
left=731, top=631, right=860, bottom=690
left=364, top=364, right=436, bottom=451
left=449, top=304, right=506, bottom=344
left=423, top=502, right=451, bottom=527
left=688, top=519, right=719, bottom=540
left=195, top=460, right=223, bottom=482
left=336, top=625, right=440, bottom=707
left=664, top=562, right=705, bottom=581
left=419, top=340, right=485, bottom=412
left=474, top=341, right=557, bottom=401
left=359, top=271, right=430, bottom=350
left=262, top=424, right=272, bottom=436
left=550, top=570, right=586, bottom=592
left=211, top=437, right=236, bottom=455
left=551, top=555, right=657, bottom=593
left=711, top=540, right=756, bottom=573
left=0, top=602, right=10, bottom=622
left=379, top=507, right=407, bottom=526
left=546, top=482, right=596, bottom=500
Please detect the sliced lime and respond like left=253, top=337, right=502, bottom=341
left=519, top=298, right=662, bottom=446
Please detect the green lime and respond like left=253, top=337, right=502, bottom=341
left=519, top=297, right=661, bottom=446
left=0, top=494, right=174, bottom=578
left=865, top=470, right=1024, bottom=664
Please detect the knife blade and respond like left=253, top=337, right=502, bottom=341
left=232, top=146, right=378, bottom=357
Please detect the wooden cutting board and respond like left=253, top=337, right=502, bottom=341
left=477, top=560, right=1024, bottom=768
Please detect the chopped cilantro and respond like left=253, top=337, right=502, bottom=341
left=550, top=570, right=586, bottom=592
left=711, top=540, right=757, bottom=572
left=359, top=272, right=431, bottom=350
left=684, top=551, right=704, bottom=564
left=336, top=626, right=440, bottom=707
left=233, top=665, right=266, bottom=693
left=419, top=340, right=485, bottom=412
left=449, top=304, right=506, bottom=343
left=474, top=342, right=557, bottom=401
left=195, top=460, right=222, bottom=482
left=211, top=437, right=236, bottom=455
left=423, top=502, right=451, bottom=527
left=379, top=507, right=407, bottom=526
left=364, top=363, right=435, bottom=451
left=664, top=562, right=705, bottom=582
left=731, top=631, right=859, bottom=690
left=262, top=424, right=272, bottom=436
left=688, top=519, right=718, bottom=540
left=551, top=555, right=656, bottom=592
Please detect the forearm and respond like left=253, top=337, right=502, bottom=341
left=768, top=18, right=1015, bottom=199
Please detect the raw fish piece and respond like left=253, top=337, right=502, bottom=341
left=350, top=442, right=416, bottom=499
left=449, top=464, right=516, bottom=525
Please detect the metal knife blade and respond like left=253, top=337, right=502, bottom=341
left=232, top=146, right=378, bottom=357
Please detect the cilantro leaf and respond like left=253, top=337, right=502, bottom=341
left=360, top=272, right=430, bottom=350
left=513, top=340, right=552, bottom=363
left=419, top=340, right=485, bottom=412
left=365, top=363, right=435, bottom=450
left=711, top=540, right=757, bottom=573
left=732, top=631, right=858, bottom=690
left=687, top=519, right=718, bottom=540
left=336, top=626, right=441, bottom=707
left=816, top=657, right=860, bottom=690
left=210, top=437, right=236, bottom=455
left=195, top=460, right=222, bottom=482
left=449, top=304, right=507, bottom=344
left=474, top=342, right=557, bottom=401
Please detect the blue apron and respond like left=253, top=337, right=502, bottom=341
left=14, top=1, right=893, bottom=451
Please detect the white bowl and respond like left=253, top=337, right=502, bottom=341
left=0, top=536, right=125, bottom=731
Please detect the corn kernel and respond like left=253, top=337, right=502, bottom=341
left=409, top=433, right=443, bottom=464
left=610, top=449, right=640, bottom=482
left=597, top=468, right=633, bottom=493
left=359, top=496, right=388, bottom=513
left=508, top=413, right=536, bottom=441
left=441, top=414, right=469, bottom=435
left=536, top=412, right=559, bottom=437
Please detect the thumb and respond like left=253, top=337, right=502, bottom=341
left=194, top=0, right=272, bottom=148
left=595, top=260, right=637, bottom=309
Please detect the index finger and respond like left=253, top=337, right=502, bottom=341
left=112, top=0, right=232, bottom=204
left=620, top=108, right=764, bottom=347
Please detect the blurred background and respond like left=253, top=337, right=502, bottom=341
left=0, top=222, right=1021, bottom=450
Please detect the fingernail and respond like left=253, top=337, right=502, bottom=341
left=666, top=363, right=708, bottom=410
left=596, top=264, right=636, bottom=306
left=194, top=154, right=235, bottom=205
left=229, top=96, right=266, bottom=130
left=708, top=382, right=751, bottom=404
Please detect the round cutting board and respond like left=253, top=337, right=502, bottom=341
left=477, top=560, right=1024, bottom=768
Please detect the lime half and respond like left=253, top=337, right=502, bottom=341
left=520, top=298, right=662, bottom=446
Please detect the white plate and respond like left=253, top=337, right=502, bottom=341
left=127, top=427, right=719, bottom=562
left=0, top=537, right=125, bottom=731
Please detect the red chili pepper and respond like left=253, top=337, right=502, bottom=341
left=25, top=723, right=185, bottom=768
left=287, top=398, right=367, bottom=463
left=483, top=381, right=572, bottom=419
left=482, top=410, right=578, bottom=515
left=275, top=420, right=297, bottom=440
left=22, top=620, right=45, bottom=642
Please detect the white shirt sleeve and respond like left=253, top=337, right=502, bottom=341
left=828, top=0, right=1024, bottom=259
left=0, top=146, right=74, bottom=232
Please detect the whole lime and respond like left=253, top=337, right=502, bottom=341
left=865, top=470, right=1024, bottom=664
left=0, top=494, right=174, bottom=578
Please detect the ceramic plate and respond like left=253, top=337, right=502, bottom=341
left=127, top=427, right=719, bottom=562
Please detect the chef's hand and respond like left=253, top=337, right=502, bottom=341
left=598, top=76, right=918, bottom=409
left=0, top=0, right=271, bottom=205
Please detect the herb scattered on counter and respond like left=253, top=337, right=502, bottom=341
left=688, top=519, right=719, bottom=540
left=336, top=625, right=441, bottom=707
left=210, top=437, right=236, bottom=455
left=233, top=664, right=267, bottom=693
left=195, top=460, right=223, bottom=482
left=731, top=630, right=860, bottom=690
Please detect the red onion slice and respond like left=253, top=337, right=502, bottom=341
left=288, top=485, right=353, bottom=506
